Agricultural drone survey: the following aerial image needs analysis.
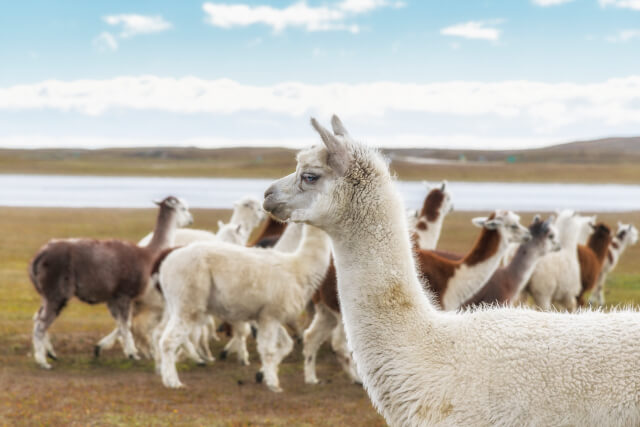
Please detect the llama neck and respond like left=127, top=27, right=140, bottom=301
left=505, top=243, right=542, bottom=297
left=441, top=229, right=507, bottom=310
left=417, top=214, right=445, bottom=250
left=147, top=208, right=176, bottom=253
left=588, top=235, right=611, bottom=264
left=274, top=222, right=304, bottom=252
left=292, top=225, right=332, bottom=300
left=328, top=178, right=436, bottom=423
left=329, top=179, right=434, bottom=321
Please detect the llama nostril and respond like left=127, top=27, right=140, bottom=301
left=264, top=186, right=275, bottom=200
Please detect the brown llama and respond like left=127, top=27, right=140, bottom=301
left=28, top=196, right=192, bottom=369
left=577, top=223, right=612, bottom=306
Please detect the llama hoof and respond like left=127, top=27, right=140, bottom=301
left=93, top=345, right=101, bottom=358
left=255, top=371, right=264, bottom=383
left=219, top=350, right=228, bottom=360
left=37, top=361, right=53, bottom=370
left=354, top=381, right=363, bottom=386
left=267, top=384, right=283, bottom=393
left=127, top=353, right=141, bottom=361
left=197, top=361, right=207, bottom=367
left=251, top=326, right=258, bottom=339
left=163, top=379, right=185, bottom=389
left=46, top=351, right=58, bottom=361
left=241, top=359, right=250, bottom=366
left=305, top=378, right=320, bottom=385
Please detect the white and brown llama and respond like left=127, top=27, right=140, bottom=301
left=28, top=196, right=192, bottom=369
left=461, top=215, right=561, bottom=308
left=413, top=181, right=453, bottom=250
left=589, top=222, right=638, bottom=306
left=263, top=115, right=640, bottom=426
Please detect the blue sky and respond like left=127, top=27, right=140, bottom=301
left=1, top=0, right=639, bottom=149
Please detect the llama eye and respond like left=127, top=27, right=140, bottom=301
left=301, top=173, right=319, bottom=184
left=548, top=234, right=554, bottom=240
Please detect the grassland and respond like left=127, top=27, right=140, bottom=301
left=3, top=147, right=640, bottom=183
left=1, top=207, right=640, bottom=426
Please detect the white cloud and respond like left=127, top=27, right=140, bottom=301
left=202, top=0, right=402, bottom=33
left=1, top=76, right=639, bottom=130
left=531, top=0, right=574, bottom=6
left=606, top=29, right=640, bottom=42
left=103, top=14, right=172, bottom=38
left=599, top=0, right=640, bottom=10
left=92, top=32, right=118, bottom=51
left=0, top=134, right=559, bottom=150
left=440, top=21, right=502, bottom=41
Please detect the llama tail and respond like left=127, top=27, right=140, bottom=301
left=28, top=248, right=48, bottom=294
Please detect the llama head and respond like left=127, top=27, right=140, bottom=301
left=616, top=222, right=639, bottom=246
left=471, top=210, right=531, bottom=244
left=263, top=115, right=389, bottom=230
left=231, top=196, right=265, bottom=230
left=154, top=196, right=193, bottom=227
left=554, top=210, right=596, bottom=246
left=528, top=215, right=561, bottom=255
left=420, top=180, right=454, bottom=221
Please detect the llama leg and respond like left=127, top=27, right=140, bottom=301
left=256, top=319, right=290, bottom=392
left=33, top=299, right=65, bottom=369
left=43, top=332, right=57, bottom=360
left=152, top=311, right=169, bottom=374
left=330, top=314, right=361, bottom=384
left=589, top=276, right=606, bottom=306
left=105, top=297, right=140, bottom=360
left=207, top=315, right=220, bottom=342
left=231, top=322, right=251, bottom=365
left=159, top=314, right=188, bottom=388
left=195, top=321, right=215, bottom=363
left=303, top=303, right=337, bottom=384
left=563, top=294, right=578, bottom=313
left=95, top=327, right=120, bottom=357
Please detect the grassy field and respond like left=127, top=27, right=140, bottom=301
left=3, top=147, right=640, bottom=183
left=1, top=207, right=640, bottom=426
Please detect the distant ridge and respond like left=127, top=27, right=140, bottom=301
left=385, top=136, right=640, bottom=163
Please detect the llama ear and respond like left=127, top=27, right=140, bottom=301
left=471, top=217, right=488, bottom=228
left=440, top=180, right=447, bottom=191
left=153, top=199, right=162, bottom=206
left=331, top=114, right=350, bottom=137
left=311, top=117, right=351, bottom=175
left=482, top=219, right=503, bottom=230
left=533, top=214, right=541, bottom=224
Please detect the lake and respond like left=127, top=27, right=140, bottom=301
left=1, top=174, right=640, bottom=212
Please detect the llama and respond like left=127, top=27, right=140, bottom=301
left=133, top=196, right=264, bottom=361
left=263, top=115, right=640, bottom=426
left=218, top=222, right=306, bottom=366
left=416, top=210, right=531, bottom=310
left=576, top=223, right=612, bottom=306
left=156, top=224, right=331, bottom=391
left=29, top=196, right=192, bottom=369
left=589, top=222, right=639, bottom=306
left=526, top=210, right=596, bottom=311
left=461, top=215, right=560, bottom=308
left=138, top=196, right=264, bottom=247
left=414, top=181, right=453, bottom=250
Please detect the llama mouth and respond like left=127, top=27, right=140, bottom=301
left=262, top=199, right=289, bottom=221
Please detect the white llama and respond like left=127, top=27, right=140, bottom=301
left=525, top=210, right=596, bottom=311
left=156, top=224, right=331, bottom=391
left=263, top=115, right=640, bottom=426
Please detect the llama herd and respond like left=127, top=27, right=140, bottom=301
left=27, top=115, right=640, bottom=425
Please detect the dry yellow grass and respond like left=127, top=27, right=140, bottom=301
left=1, top=207, right=639, bottom=425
